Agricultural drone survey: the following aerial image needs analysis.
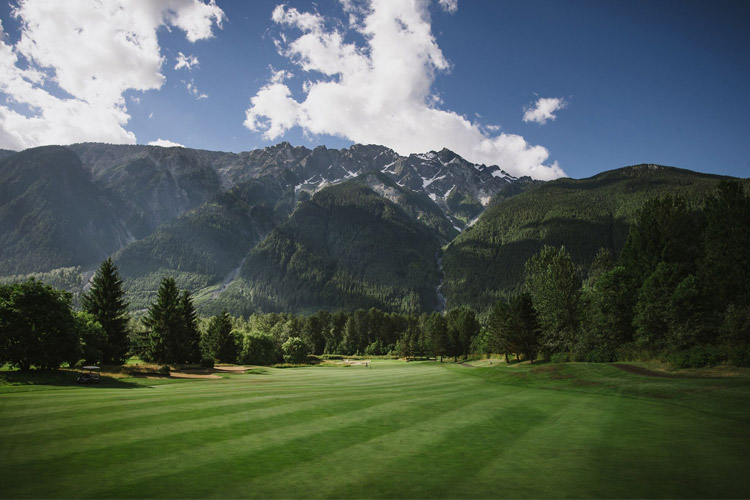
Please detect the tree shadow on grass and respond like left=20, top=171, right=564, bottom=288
left=0, top=369, right=144, bottom=389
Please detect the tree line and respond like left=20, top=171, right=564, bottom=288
left=0, top=257, right=483, bottom=368
left=0, top=258, right=129, bottom=369
left=489, top=180, right=750, bottom=367
left=2, top=181, right=747, bottom=370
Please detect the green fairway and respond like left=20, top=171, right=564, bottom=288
left=1, top=361, right=749, bottom=499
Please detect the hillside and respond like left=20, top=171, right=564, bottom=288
left=204, top=177, right=446, bottom=315
left=0, top=141, right=525, bottom=314
left=2, top=141, right=747, bottom=317
left=69, top=143, right=224, bottom=236
left=441, top=164, right=747, bottom=311
left=0, top=146, right=132, bottom=275
left=113, top=173, right=298, bottom=311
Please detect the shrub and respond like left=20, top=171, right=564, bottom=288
left=728, top=345, right=750, bottom=367
left=200, top=357, right=214, bottom=369
left=550, top=352, right=570, bottom=363
left=239, top=332, right=277, bottom=365
left=158, top=364, right=171, bottom=375
left=282, top=337, right=309, bottom=364
left=671, top=345, right=724, bottom=368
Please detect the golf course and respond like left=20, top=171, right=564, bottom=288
left=1, top=360, right=749, bottom=499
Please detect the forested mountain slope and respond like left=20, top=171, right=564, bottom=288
left=113, top=172, right=298, bottom=311
left=0, top=146, right=132, bottom=275
left=3, top=140, right=746, bottom=318
left=205, top=177, right=446, bottom=316
left=442, top=164, right=748, bottom=311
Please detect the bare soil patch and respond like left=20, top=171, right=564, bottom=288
left=213, top=365, right=254, bottom=373
left=170, top=372, right=222, bottom=379
left=341, top=359, right=371, bottom=366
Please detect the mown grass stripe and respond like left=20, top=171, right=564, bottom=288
left=2, top=376, right=472, bottom=498
left=2, top=361, right=749, bottom=499
left=93, top=385, right=495, bottom=498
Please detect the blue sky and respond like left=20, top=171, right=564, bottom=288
left=0, top=0, right=748, bottom=180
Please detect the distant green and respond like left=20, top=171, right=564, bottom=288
left=1, top=361, right=748, bottom=499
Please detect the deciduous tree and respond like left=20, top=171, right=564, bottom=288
left=524, top=246, right=581, bottom=355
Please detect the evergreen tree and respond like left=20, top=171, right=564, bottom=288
left=506, top=293, right=540, bottom=363
left=179, top=290, right=202, bottom=364
left=487, top=299, right=513, bottom=362
left=445, top=307, right=479, bottom=360
left=201, top=310, right=237, bottom=363
left=142, top=277, right=181, bottom=364
left=586, top=247, right=615, bottom=286
left=632, top=262, right=682, bottom=351
left=488, top=294, right=539, bottom=363
left=423, top=313, right=449, bottom=361
left=620, top=195, right=702, bottom=282
left=81, top=258, right=130, bottom=364
left=700, top=181, right=750, bottom=310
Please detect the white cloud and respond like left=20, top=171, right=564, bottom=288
left=245, top=0, right=565, bottom=180
left=523, top=97, right=568, bottom=125
left=185, top=79, right=208, bottom=99
left=148, top=138, right=184, bottom=147
left=175, top=52, right=200, bottom=71
left=438, top=0, right=458, bottom=14
left=269, top=67, right=294, bottom=84
left=0, top=0, right=224, bottom=150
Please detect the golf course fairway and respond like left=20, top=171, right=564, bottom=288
left=1, top=360, right=749, bottom=499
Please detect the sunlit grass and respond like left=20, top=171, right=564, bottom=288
left=1, top=360, right=748, bottom=498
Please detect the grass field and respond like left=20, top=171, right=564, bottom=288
left=1, top=360, right=749, bottom=499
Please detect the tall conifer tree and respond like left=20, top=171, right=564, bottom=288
left=82, top=258, right=130, bottom=364
left=179, top=290, right=202, bottom=363
left=142, top=277, right=181, bottom=364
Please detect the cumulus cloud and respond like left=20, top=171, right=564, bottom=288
left=148, top=138, right=184, bottom=147
left=245, top=0, right=564, bottom=180
left=175, top=52, right=200, bottom=71
left=0, top=0, right=224, bottom=150
left=523, top=97, right=568, bottom=125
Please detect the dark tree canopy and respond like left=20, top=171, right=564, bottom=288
left=201, top=310, right=237, bottom=363
left=488, top=294, right=539, bottom=363
left=141, top=277, right=182, bottom=364
left=445, top=307, right=479, bottom=360
left=0, top=279, right=78, bottom=369
left=82, top=258, right=130, bottom=364
left=524, top=245, right=581, bottom=354
left=179, top=290, right=202, bottom=364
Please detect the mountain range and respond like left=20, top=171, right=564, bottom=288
left=0, top=142, right=745, bottom=316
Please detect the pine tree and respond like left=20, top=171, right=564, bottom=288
left=142, top=277, right=181, bottom=364
left=201, top=310, right=236, bottom=363
left=81, top=258, right=130, bottom=364
left=179, top=290, right=202, bottom=364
